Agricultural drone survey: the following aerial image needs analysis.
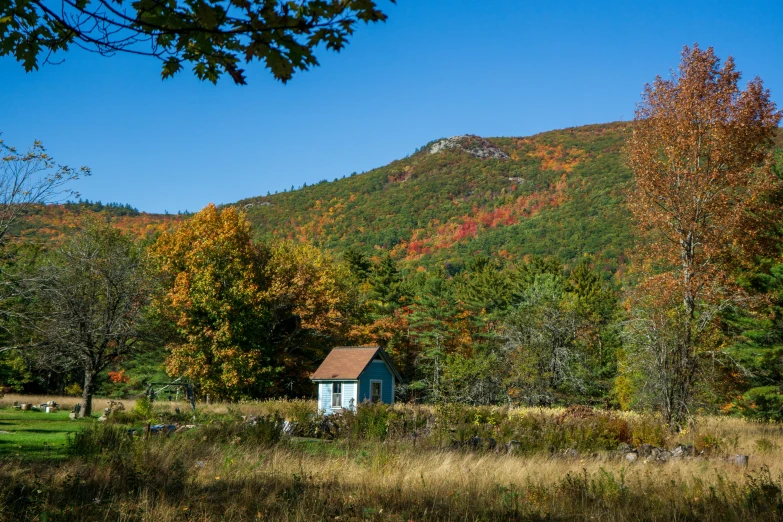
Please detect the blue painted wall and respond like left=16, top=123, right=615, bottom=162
left=358, top=360, right=394, bottom=404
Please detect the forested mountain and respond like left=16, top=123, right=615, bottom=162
left=14, top=121, right=783, bottom=281
left=238, top=122, right=635, bottom=276
left=10, top=201, right=185, bottom=246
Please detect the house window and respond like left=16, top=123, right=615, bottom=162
left=331, top=382, right=342, bottom=408
left=371, top=381, right=382, bottom=403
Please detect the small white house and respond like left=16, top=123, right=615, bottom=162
left=311, top=345, right=403, bottom=414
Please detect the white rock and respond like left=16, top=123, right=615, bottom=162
left=429, top=135, right=509, bottom=160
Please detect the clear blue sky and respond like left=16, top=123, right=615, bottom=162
left=1, top=0, right=781, bottom=213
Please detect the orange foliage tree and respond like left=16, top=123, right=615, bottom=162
left=626, top=44, right=782, bottom=426
left=260, top=240, right=355, bottom=391
left=151, top=204, right=353, bottom=399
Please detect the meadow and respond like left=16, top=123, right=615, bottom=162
left=1, top=396, right=783, bottom=521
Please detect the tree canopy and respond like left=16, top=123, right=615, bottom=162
left=0, top=0, right=392, bottom=84
left=151, top=203, right=354, bottom=399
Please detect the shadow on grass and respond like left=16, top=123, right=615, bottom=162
left=10, top=428, right=75, bottom=434
left=1, top=454, right=781, bottom=522
left=0, top=464, right=560, bottom=521
left=0, top=459, right=777, bottom=521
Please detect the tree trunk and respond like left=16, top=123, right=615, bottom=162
left=666, top=232, right=697, bottom=430
left=79, top=369, right=95, bottom=418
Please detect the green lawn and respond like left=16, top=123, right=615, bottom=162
left=0, top=408, right=96, bottom=459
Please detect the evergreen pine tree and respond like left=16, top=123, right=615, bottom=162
left=369, top=252, right=406, bottom=318
left=344, top=248, right=373, bottom=282
left=408, top=272, right=457, bottom=401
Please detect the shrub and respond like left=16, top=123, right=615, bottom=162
left=695, top=433, right=723, bottom=456
left=755, top=438, right=779, bottom=454
left=243, top=417, right=284, bottom=445
left=66, top=423, right=131, bottom=457
left=64, top=382, right=83, bottom=396
left=732, top=386, right=783, bottom=422
left=194, top=416, right=284, bottom=446
left=546, top=410, right=631, bottom=453
left=744, top=466, right=783, bottom=515
left=630, top=414, right=668, bottom=448
left=557, top=405, right=596, bottom=421
left=339, top=403, right=392, bottom=440
left=133, top=395, right=154, bottom=420
left=283, top=400, right=321, bottom=437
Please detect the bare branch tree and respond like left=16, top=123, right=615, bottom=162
left=621, top=292, right=744, bottom=424
left=28, top=221, right=153, bottom=417
left=0, top=137, right=89, bottom=248
left=501, top=273, right=587, bottom=406
left=0, top=137, right=89, bottom=332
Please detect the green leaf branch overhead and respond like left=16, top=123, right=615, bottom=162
left=0, top=0, right=392, bottom=84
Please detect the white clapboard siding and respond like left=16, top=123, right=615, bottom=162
left=318, top=381, right=358, bottom=413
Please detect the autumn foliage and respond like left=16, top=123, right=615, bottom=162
left=239, top=122, right=633, bottom=275
left=151, top=204, right=354, bottom=399
left=3, top=49, right=782, bottom=420
left=626, top=44, right=782, bottom=426
left=11, top=203, right=184, bottom=246
left=629, top=44, right=781, bottom=313
left=151, top=204, right=268, bottom=398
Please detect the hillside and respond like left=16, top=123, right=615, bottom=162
left=238, top=122, right=635, bottom=275
left=11, top=202, right=185, bottom=246
left=19, top=122, right=781, bottom=276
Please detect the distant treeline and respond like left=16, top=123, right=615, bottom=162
left=65, top=199, right=141, bottom=216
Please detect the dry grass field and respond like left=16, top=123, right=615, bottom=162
left=2, top=396, right=783, bottom=521
left=0, top=393, right=139, bottom=412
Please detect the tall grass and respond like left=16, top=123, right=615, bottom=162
left=3, top=397, right=783, bottom=520
left=2, top=435, right=783, bottom=521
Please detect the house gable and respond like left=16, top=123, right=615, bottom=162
left=358, top=359, right=395, bottom=404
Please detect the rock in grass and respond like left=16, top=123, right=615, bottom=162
left=506, top=440, right=522, bottom=454
left=734, top=455, right=749, bottom=467
left=625, top=452, right=638, bottom=463
left=671, top=444, right=695, bottom=459
left=563, top=448, right=579, bottom=459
